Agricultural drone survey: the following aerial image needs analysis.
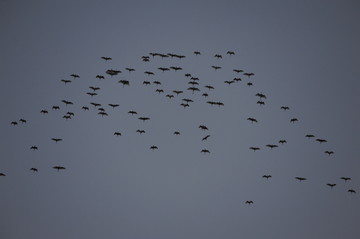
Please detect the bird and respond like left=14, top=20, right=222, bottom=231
left=30, top=146, right=38, bottom=150
left=214, top=54, right=222, bottom=59
left=144, top=71, right=155, bottom=76
left=82, top=106, right=89, bottom=111
left=227, top=51, right=235, bottom=55
left=173, top=90, right=183, bottom=95
left=194, top=51, right=201, bottom=55
left=98, top=112, right=108, bottom=117
left=316, top=138, right=327, bottom=143
left=89, top=86, right=100, bottom=91
left=11, top=121, right=18, bottom=126
left=143, top=81, right=151, bottom=85
left=202, top=135, right=210, bottom=141
left=295, top=177, right=307, bottom=182
left=201, top=149, right=210, bottom=154
left=70, top=74, right=80, bottom=79
left=53, top=166, right=66, bottom=171
left=166, top=94, right=174, bottom=99
left=30, top=168, right=38, bottom=173
left=155, top=89, right=164, bottom=94
left=52, top=106, right=60, bottom=110
left=244, top=72, right=255, bottom=78
left=266, top=144, right=278, bottom=149
left=62, top=100, right=74, bottom=105
left=106, top=69, right=121, bottom=76
left=61, top=79, right=72, bottom=84
left=138, top=117, right=150, bottom=122
left=247, top=117, right=258, bottom=123
left=211, top=66, right=221, bottom=70
left=118, top=80, right=129, bottom=87
left=348, top=189, right=356, bottom=194
left=96, top=75, right=105, bottom=80
left=173, top=131, right=180, bottom=135
left=40, top=110, right=48, bottom=114
left=180, top=103, right=189, bottom=108
left=245, top=201, right=254, bottom=205
left=199, top=125, right=208, bottom=130
left=202, top=93, right=208, bottom=97
left=279, top=140, right=287, bottom=144
left=128, top=111, right=137, bottom=115
left=0, top=173, right=6, bottom=176
left=249, top=147, right=260, bottom=152
left=114, top=132, right=122, bottom=136
left=204, top=85, right=215, bottom=90
left=233, top=77, right=242, bottom=82
left=262, top=175, right=272, bottom=179
left=158, top=67, right=170, bottom=72
left=326, top=183, right=336, bottom=188
left=255, top=93, right=266, bottom=99
left=257, top=101, right=265, bottom=106
left=233, top=69, right=243, bottom=73
left=290, top=118, right=298, bottom=123
left=150, top=145, right=158, bottom=151
left=19, top=119, right=27, bottom=123
left=340, top=177, right=351, bottom=182
left=86, top=92, right=97, bottom=97
left=305, top=134, right=315, bottom=139
left=136, top=130, right=145, bottom=134
left=153, top=81, right=161, bottom=85
left=325, top=151, right=334, bottom=156
left=224, top=80, right=235, bottom=85
left=281, top=106, right=290, bottom=111
left=51, top=138, right=63, bottom=143
left=108, top=104, right=119, bottom=109
left=125, top=68, right=135, bottom=73
left=101, top=57, right=112, bottom=61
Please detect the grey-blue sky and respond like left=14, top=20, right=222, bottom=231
left=1, top=1, right=360, bottom=239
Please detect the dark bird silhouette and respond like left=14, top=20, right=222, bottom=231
left=205, top=85, right=215, bottom=90
left=106, top=69, right=121, bottom=76
left=199, top=125, right=209, bottom=131
left=279, top=140, right=287, bottom=144
left=185, top=73, right=192, bottom=78
left=281, top=106, right=290, bottom=111
left=257, top=101, right=265, bottom=106
left=40, top=110, right=48, bottom=114
left=316, top=138, right=327, bottom=143
left=233, top=69, right=243, bottom=73
left=194, top=51, right=201, bottom=55
left=125, top=68, right=135, bottom=73
left=51, top=138, right=63, bottom=143
left=305, top=134, right=315, bottom=139
left=101, top=57, right=112, bottom=61
left=82, top=106, right=89, bottom=111
left=295, top=177, right=307, bottom=182
left=211, top=66, right=221, bottom=70
left=136, top=130, right=145, bottom=134
left=227, top=51, right=235, bottom=55
left=89, top=86, right=100, bottom=91
left=173, top=90, right=183, bottom=95
left=290, top=118, right=298, bottom=123
left=170, top=66, right=182, bottom=71
left=244, top=72, right=255, bottom=78
left=143, top=81, right=151, bottom=85
left=182, top=98, right=193, bottom=103
left=180, top=103, right=190, bottom=108
left=87, top=92, right=97, bottom=97
left=188, top=81, right=199, bottom=86
left=325, top=151, right=334, bottom=156
left=138, top=117, right=150, bottom=122
left=340, top=177, right=351, bottom=182
left=153, top=81, right=162, bottom=85
left=158, top=67, right=170, bottom=72
left=348, top=189, right=356, bottom=194
left=249, top=147, right=260, bottom=152
left=19, top=119, right=27, bottom=123
left=90, top=102, right=101, bottom=107
left=255, top=93, right=266, bottom=99
left=202, top=93, right=208, bottom=97
left=201, top=149, right=210, bottom=154
left=63, top=115, right=71, bottom=120
left=202, top=135, right=210, bottom=141
left=247, top=82, right=253, bottom=86
left=114, top=132, right=122, bottom=136
left=96, top=75, right=105, bottom=80
left=118, top=80, right=129, bottom=87
left=245, top=201, right=254, bottom=205
left=62, top=100, right=74, bottom=105
left=156, top=89, right=164, bottom=94
left=30, top=168, right=38, bottom=173
left=11, top=121, right=18, bottom=126
left=30, top=146, right=38, bottom=150
left=142, top=57, right=150, bottom=62
left=70, top=74, right=80, bottom=79
left=233, top=77, right=242, bottom=82
left=224, top=80, right=235, bottom=85
left=52, top=106, right=60, bottom=110
left=188, top=87, right=200, bottom=93
left=144, top=71, right=155, bottom=76
left=150, top=145, right=158, bottom=151
left=262, top=175, right=272, bottom=179
left=166, top=94, right=174, bottom=99
left=326, top=183, right=336, bottom=188
left=98, top=108, right=105, bottom=112
left=66, top=112, right=74, bottom=116
left=174, top=131, right=180, bottom=135
left=0, top=173, right=6, bottom=176
left=247, top=117, right=258, bottom=123
left=53, top=166, right=66, bottom=171
left=214, top=54, right=222, bottom=59
left=108, top=104, right=119, bottom=109
left=207, top=101, right=216, bottom=106
left=190, top=77, right=199, bottom=81
left=128, top=111, right=137, bottom=115
left=266, top=144, right=278, bottom=149
left=98, top=112, right=108, bottom=117
left=61, top=79, right=72, bottom=84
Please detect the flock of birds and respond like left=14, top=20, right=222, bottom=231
left=3, top=50, right=357, bottom=205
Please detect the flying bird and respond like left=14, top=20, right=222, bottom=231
left=61, top=79, right=72, bottom=84
left=348, top=189, right=356, bottom=194
left=70, top=74, right=80, bottom=79
left=128, top=111, right=137, bottom=115
left=247, top=117, right=258, bottom=123
left=202, top=135, right=210, bottom=141
left=281, top=106, right=290, bottom=111
left=262, top=175, right=272, bottom=179
left=326, top=183, right=336, bottom=188
left=82, top=106, right=89, bottom=111
left=279, top=140, right=287, bottom=144
left=194, top=51, right=201, bottom=55
left=101, top=57, right=112, bottom=61
left=266, top=144, right=278, bottom=149
left=244, top=72, right=255, bottom=78
left=201, top=149, right=210, bottom=154
left=53, top=166, right=66, bottom=171
left=51, top=138, right=63, bottom=143
left=19, top=119, right=27, bottom=123
left=173, top=90, right=183, bottom=95
left=227, top=51, right=235, bottom=55
left=340, top=177, right=351, bottom=182
left=150, top=145, right=158, bottom=151
left=316, top=138, right=327, bottom=143
left=114, top=132, right=122, bottom=136
left=0, top=173, right=6, bottom=176
left=199, top=125, right=208, bottom=131
left=138, top=117, right=150, bottom=122
left=245, top=201, right=254, bottom=205
left=40, top=110, right=48, bottom=114
left=136, top=130, right=145, bottom=134
left=325, top=151, right=334, bottom=156
left=249, top=147, right=260, bottom=152
left=52, top=106, right=60, bottom=110
left=290, top=118, right=298, bottom=123
left=108, top=104, right=119, bottom=109
left=30, top=168, right=38, bottom=173
left=30, top=146, right=38, bottom=150
left=233, top=69, right=243, bottom=73
left=211, top=66, right=221, bottom=70
left=295, top=177, right=307, bottom=182
left=305, top=134, right=315, bottom=139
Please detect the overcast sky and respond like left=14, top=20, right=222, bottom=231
left=1, top=1, right=360, bottom=239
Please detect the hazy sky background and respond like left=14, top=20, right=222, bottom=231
left=1, top=0, right=360, bottom=238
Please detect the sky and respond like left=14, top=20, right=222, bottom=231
left=1, top=0, right=360, bottom=238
